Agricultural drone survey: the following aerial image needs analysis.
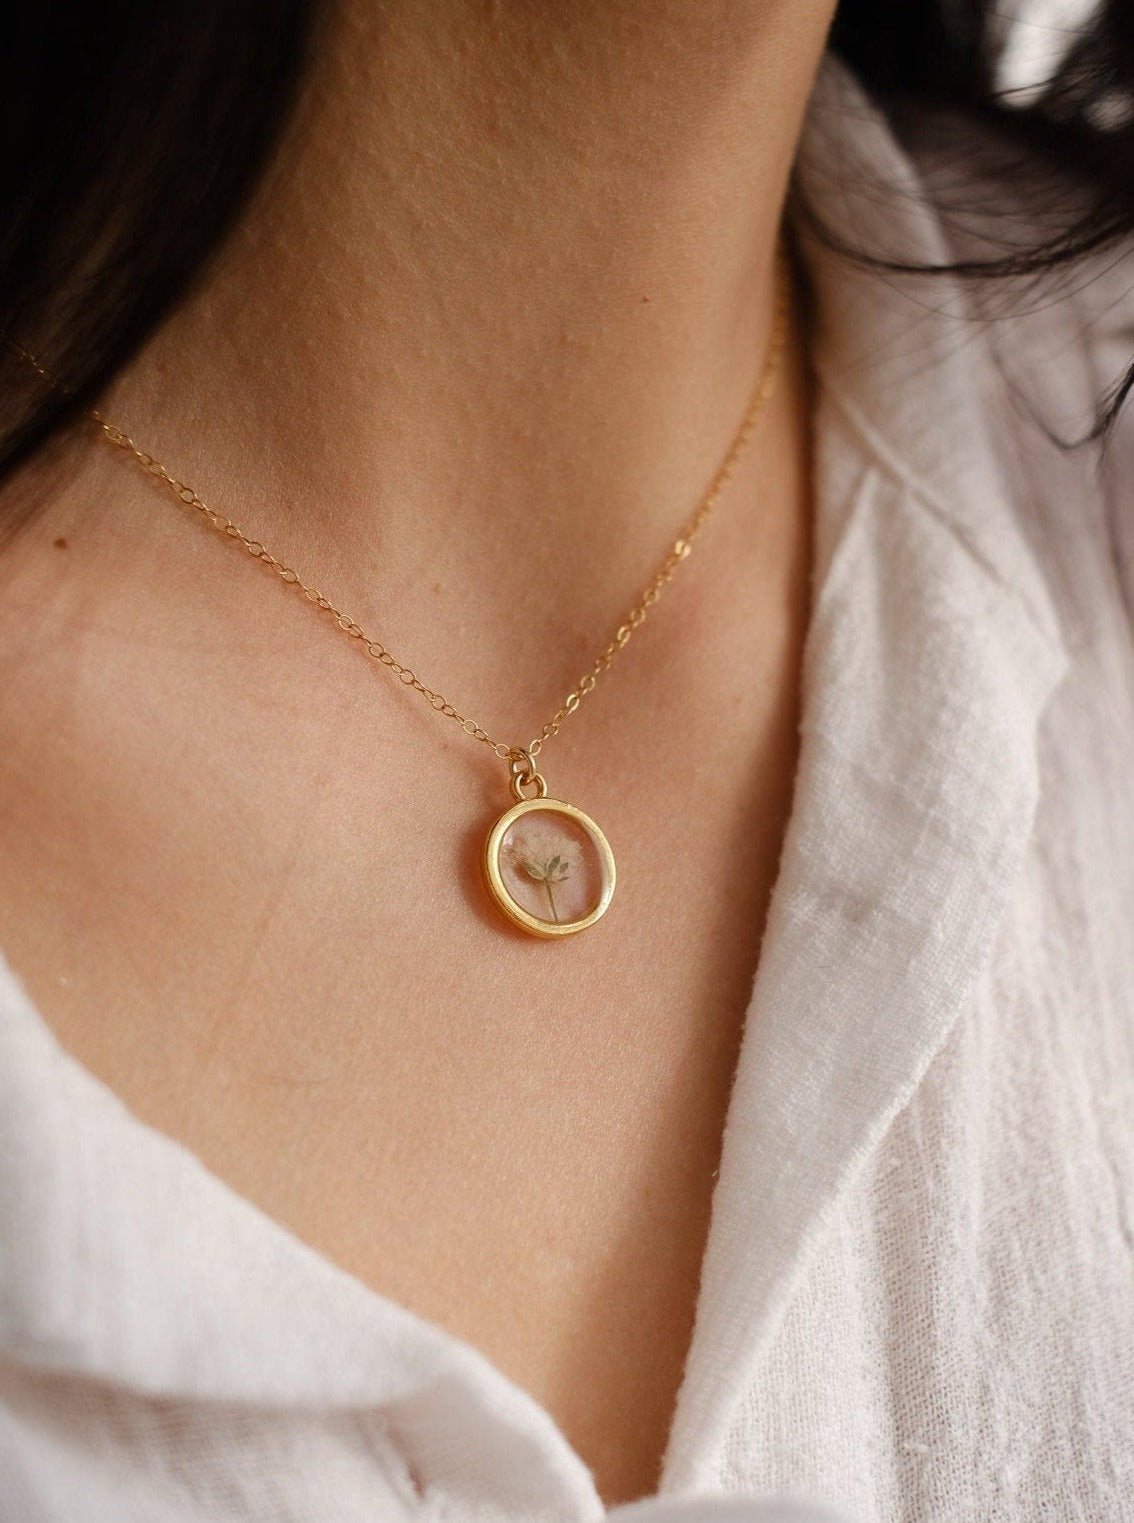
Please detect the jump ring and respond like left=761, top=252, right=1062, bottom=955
left=509, top=769, right=549, bottom=803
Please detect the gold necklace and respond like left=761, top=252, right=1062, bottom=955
left=17, top=247, right=791, bottom=938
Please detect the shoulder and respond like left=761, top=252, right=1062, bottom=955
left=799, top=54, right=1134, bottom=392
left=795, top=55, right=1134, bottom=623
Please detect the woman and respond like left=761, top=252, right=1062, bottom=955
left=0, top=2, right=1130, bottom=1519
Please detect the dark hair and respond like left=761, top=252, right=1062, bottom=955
left=834, top=0, right=1134, bottom=268
left=2, top=0, right=1132, bottom=512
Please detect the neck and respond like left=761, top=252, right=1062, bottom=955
left=103, top=2, right=829, bottom=519
left=85, top=0, right=830, bottom=722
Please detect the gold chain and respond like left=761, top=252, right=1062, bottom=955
left=20, top=246, right=791, bottom=767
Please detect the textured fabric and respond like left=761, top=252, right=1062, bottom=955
left=1, top=56, right=1132, bottom=1523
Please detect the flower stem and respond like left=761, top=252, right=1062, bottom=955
left=545, top=880, right=560, bottom=922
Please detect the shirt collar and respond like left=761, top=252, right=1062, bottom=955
left=663, top=56, right=1069, bottom=1486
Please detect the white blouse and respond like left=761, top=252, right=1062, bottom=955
left=1, top=57, right=1132, bottom=1523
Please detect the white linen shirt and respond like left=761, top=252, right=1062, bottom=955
left=1, top=57, right=1132, bottom=1523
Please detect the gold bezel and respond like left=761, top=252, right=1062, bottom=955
left=483, top=797, right=616, bottom=938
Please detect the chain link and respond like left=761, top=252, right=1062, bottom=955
left=18, top=244, right=791, bottom=768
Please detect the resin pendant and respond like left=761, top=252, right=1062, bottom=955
left=483, top=756, right=615, bottom=938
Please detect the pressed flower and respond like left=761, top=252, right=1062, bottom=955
left=503, top=829, right=582, bottom=922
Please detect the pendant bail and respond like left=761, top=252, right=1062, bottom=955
left=508, top=747, right=548, bottom=802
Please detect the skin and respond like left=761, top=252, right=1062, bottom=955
left=0, top=0, right=836, bottom=1506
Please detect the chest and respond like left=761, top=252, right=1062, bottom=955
left=0, top=582, right=809, bottom=1506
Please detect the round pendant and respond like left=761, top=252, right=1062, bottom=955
left=483, top=796, right=616, bottom=938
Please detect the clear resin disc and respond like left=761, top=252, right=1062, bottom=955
left=483, top=797, right=615, bottom=938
